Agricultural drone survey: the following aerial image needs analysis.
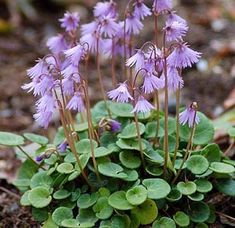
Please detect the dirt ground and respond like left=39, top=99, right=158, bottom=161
left=0, top=0, right=235, bottom=227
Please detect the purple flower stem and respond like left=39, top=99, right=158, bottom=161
left=17, top=145, right=45, bottom=170
left=111, top=38, right=117, bottom=87
left=54, top=90, right=91, bottom=187
left=163, top=31, right=170, bottom=177
left=172, top=70, right=182, bottom=166
left=172, top=103, right=198, bottom=184
left=96, top=36, right=112, bottom=118
left=82, top=82, right=101, bottom=182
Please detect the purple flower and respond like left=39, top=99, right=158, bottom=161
left=132, top=96, right=154, bottom=113
left=61, top=64, right=79, bottom=80
left=167, top=11, right=187, bottom=25
left=161, top=67, right=184, bottom=92
left=64, top=44, right=85, bottom=66
left=167, top=43, right=201, bottom=68
left=164, top=21, right=188, bottom=42
left=179, top=104, right=200, bottom=128
left=66, top=92, right=85, bottom=112
left=107, top=83, right=133, bottom=103
left=47, top=34, right=67, bottom=55
left=153, top=0, right=173, bottom=13
left=35, top=154, right=45, bottom=162
left=109, top=119, right=121, bottom=132
left=142, top=72, right=164, bottom=94
left=34, top=111, right=53, bottom=129
left=101, top=14, right=120, bottom=37
left=81, top=21, right=99, bottom=36
left=94, top=1, right=117, bottom=18
left=134, top=1, right=152, bottom=20
left=59, top=12, right=80, bottom=32
left=58, top=141, right=68, bottom=153
left=126, top=49, right=145, bottom=72
left=35, top=75, right=54, bottom=96
left=125, top=13, right=143, bottom=35
left=27, top=59, right=48, bottom=79
left=62, top=77, right=74, bottom=96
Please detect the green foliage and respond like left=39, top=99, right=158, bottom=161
left=6, top=102, right=234, bottom=227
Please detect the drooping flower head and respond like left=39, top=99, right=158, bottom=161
left=153, top=0, right=173, bottom=13
left=66, top=92, right=85, bottom=112
left=164, top=21, right=188, bottom=42
left=125, top=12, right=143, bottom=35
left=132, top=96, right=155, bottom=113
left=134, top=0, right=152, bottom=20
left=59, top=12, right=80, bottom=32
left=58, top=141, right=68, bottom=153
left=94, top=1, right=117, bottom=19
left=46, top=34, right=67, bottom=55
left=108, top=119, right=121, bottom=132
left=167, top=43, right=201, bottom=68
left=126, top=49, right=145, bottom=72
left=142, top=72, right=164, bottom=94
left=107, top=83, right=133, bottom=103
left=64, top=44, right=86, bottom=66
left=179, top=102, right=200, bottom=128
left=100, top=14, right=120, bottom=37
left=167, top=11, right=187, bottom=25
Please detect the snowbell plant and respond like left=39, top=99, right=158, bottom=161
left=0, top=0, right=235, bottom=227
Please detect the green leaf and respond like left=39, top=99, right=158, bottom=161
left=111, top=215, right=131, bottom=228
left=143, top=149, right=164, bottom=164
left=77, top=192, right=99, bottom=209
left=108, top=191, right=134, bottom=210
left=126, top=185, right=147, bottom=205
left=92, top=100, right=113, bottom=120
left=188, top=202, right=210, bottom=223
left=53, top=127, right=65, bottom=146
left=228, top=127, right=235, bottom=137
left=160, top=135, right=176, bottom=152
left=188, top=192, right=204, bottom=201
left=32, top=207, right=49, bottom=222
left=145, top=165, right=163, bottom=176
left=57, top=163, right=74, bottom=174
left=210, top=162, right=235, bottom=174
left=77, top=208, right=98, bottom=225
left=92, top=196, right=113, bottom=219
left=116, top=139, right=147, bottom=151
left=20, top=190, right=31, bottom=206
left=177, top=181, right=197, bottom=195
left=30, top=171, right=53, bottom=188
left=75, top=139, right=98, bottom=154
left=0, top=131, right=24, bottom=146
left=201, top=144, right=221, bottom=163
left=53, top=189, right=71, bottom=200
left=118, top=122, right=145, bottom=139
left=52, top=207, right=73, bottom=226
left=142, top=178, right=171, bottom=199
left=152, top=217, right=176, bottom=228
left=98, top=162, right=127, bottom=178
left=119, top=151, right=141, bottom=169
left=179, top=112, right=214, bottom=145
left=110, top=102, right=134, bottom=117
left=24, top=133, right=48, bottom=145
left=121, top=169, right=138, bottom=182
left=173, top=211, right=190, bottom=227
left=186, top=155, right=209, bottom=175
left=131, top=199, right=158, bottom=225
left=195, top=223, right=209, bottom=228
left=28, top=187, right=52, bottom=208
left=166, top=188, right=182, bottom=202
left=94, top=147, right=114, bottom=158
left=194, top=179, right=213, bottom=193
left=215, top=179, right=235, bottom=196
left=61, top=219, right=94, bottom=228
left=42, top=214, right=58, bottom=228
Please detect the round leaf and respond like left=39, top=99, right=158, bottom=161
left=28, top=187, right=52, bottom=208
left=52, top=207, right=73, bottom=226
left=98, top=162, right=127, bottom=178
left=57, top=163, right=74, bottom=174
left=146, top=165, right=163, bottom=176
left=20, top=190, right=31, bottom=206
left=110, top=102, right=134, bottom=117
left=116, top=139, right=147, bottom=151
left=118, top=122, right=145, bottom=139
left=166, top=189, right=182, bottom=202
left=121, top=169, right=138, bottom=182
left=188, top=202, right=210, bottom=223
left=210, top=162, right=235, bottom=174
left=173, top=211, right=190, bottom=227
left=94, top=147, right=113, bottom=158
left=215, top=179, right=235, bottom=196
left=152, top=217, right=176, bottom=228
left=201, top=144, right=221, bottom=163
left=177, top=181, right=197, bottom=195
left=228, top=127, right=235, bottom=138
left=75, top=139, right=98, bottom=154
left=119, top=151, right=141, bottom=169
left=186, top=155, right=209, bottom=175
left=53, top=189, right=71, bottom=200
left=179, top=112, right=214, bottom=145
left=77, top=193, right=99, bottom=209
left=131, top=199, right=158, bottom=225
left=126, top=185, right=147, bottom=205
left=92, top=197, right=113, bottom=219
left=194, top=179, right=212, bottom=193
left=0, top=131, right=24, bottom=146
left=108, top=191, right=134, bottom=210
left=24, top=133, right=48, bottom=145
left=143, top=178, right=171, bottom=199
left=30, top=171, right=53, bottom=189
left=188, top=192, right=204, bottom=201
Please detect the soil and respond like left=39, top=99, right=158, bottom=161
left=0, top=0, right=235, bottom=227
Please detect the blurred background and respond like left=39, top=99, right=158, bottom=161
left=0, top=0, right=235, bottom=226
